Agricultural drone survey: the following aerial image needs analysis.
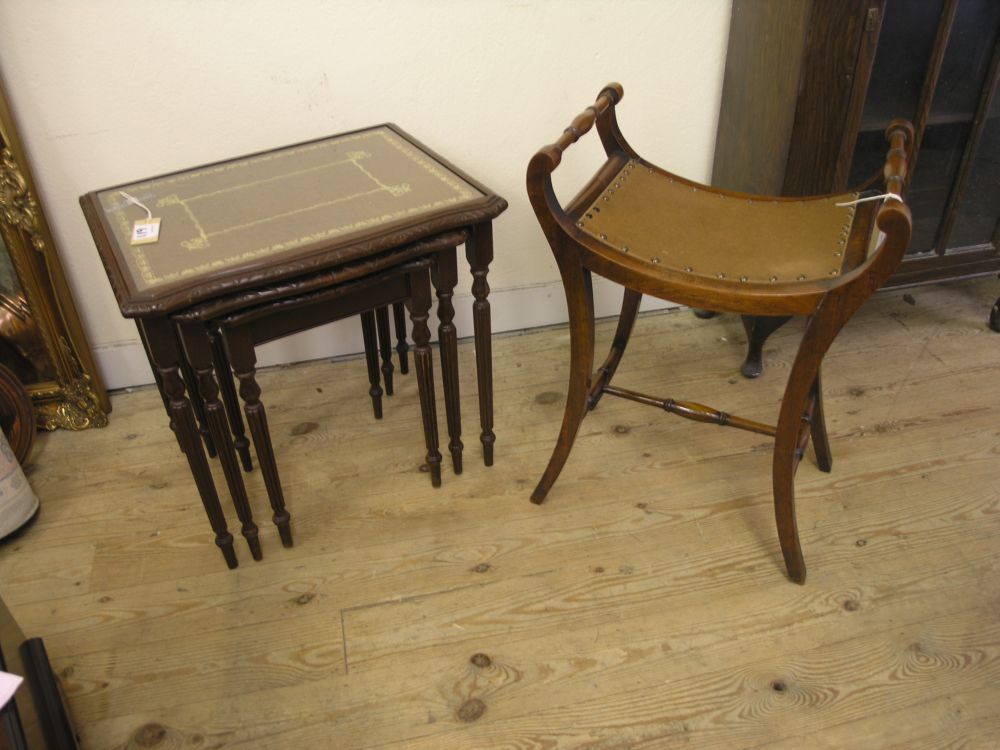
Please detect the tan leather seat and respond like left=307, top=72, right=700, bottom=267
left=577, top=160, right=862, bottom=285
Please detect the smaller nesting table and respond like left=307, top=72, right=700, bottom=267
left=81, top=125, right=507, bottom=568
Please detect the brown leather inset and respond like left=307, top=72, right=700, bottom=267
left=96, top=126, right=483, bottom=292
left=577, top=159, right=859, bottom=284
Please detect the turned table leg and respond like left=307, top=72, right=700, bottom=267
left=408, top=266, right=443, bottom=487
left=375, top=306, right=395, bottom=396
left=360, top=311, right=384, bottom=419
left=179, top=322, right=262, bottom=561
left=393, top=302, right=410, bottom=374
left=433, top=248, right=463, bottom=474
left=225, top=326, right=293, bottom=548
left=139, top=318, right=237, bottom=568
left=465, top=222, right=495, bottom=466
left=210, top=328, right=254, bottom=472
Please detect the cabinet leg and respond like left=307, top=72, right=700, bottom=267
left=740, top=315, right=792, bottom=379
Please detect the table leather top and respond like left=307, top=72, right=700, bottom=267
left=92, top=126, right=485, bottom=296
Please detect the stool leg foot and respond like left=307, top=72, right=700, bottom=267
left=532, top=259, right=595, bottom=504
left=589, top=288, right=641, bottom=410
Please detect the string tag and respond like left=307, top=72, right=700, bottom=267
left=835, top=192, right=904, bottom=207
left=120, top=191, right=161, bottom=245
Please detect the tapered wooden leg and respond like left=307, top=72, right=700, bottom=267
left=226, top=327, right=293, bottom=548
left=140, top=318, right=237, bottom=569
left=210, top=328, right=253, bottom=472
left=375, top=306, right=395, bottom=396
left=179, top=349, right=217, bottom=458
left=740, top=314, right=791, bottom=379
left=466, top=222, right=495, bottom=465
left=360, top=311, right=383, bottom=419
left=393, top=302, right=410, bottom=374
left=180, top=323, right=261, bottom=561
left=408, top=268, right=443, bottom=487
left=809, top=371, right=832, bottom=472
left=138, top=321, right=183, bottom=453
left=531, top=255, right=596, bottom=504
left=589, top=287, right=641, bottom=410
left=433, top=249, right=463, bottom=474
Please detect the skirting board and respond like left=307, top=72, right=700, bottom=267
left=94, top=277, right=679, bottom=392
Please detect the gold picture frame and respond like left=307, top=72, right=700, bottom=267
left=0, top=72, right=108, bottom=430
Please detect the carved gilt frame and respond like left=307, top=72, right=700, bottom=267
left=0, top=73, right=108, bottom=429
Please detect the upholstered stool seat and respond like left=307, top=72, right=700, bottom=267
left=527, top=83, right=913, bottom=584
left=576, top=161, right=874, bottom=289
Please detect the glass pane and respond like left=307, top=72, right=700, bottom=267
left=908, top=0, right=1000, bottom=253
left=949, top=87, right=1000, bottom=248
left=849, top=0, right=945, bottom=188
left=851, top=0, right=1000, bottom=254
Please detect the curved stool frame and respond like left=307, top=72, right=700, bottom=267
left=527, top=83, right=913, bottom=583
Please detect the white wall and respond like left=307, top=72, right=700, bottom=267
left=0, top=0, right=731, bottom=390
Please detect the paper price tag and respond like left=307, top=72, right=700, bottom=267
left=131, top=218, right=161, bottom=245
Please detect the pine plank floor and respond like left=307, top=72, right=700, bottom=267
left=1, top=279, right=998, bottom=749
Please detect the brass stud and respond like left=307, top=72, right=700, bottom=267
left=739, top=276, right=748, bottom=282
left=769, top=276, right=778, bottom=283
left=833, top=250, right=842, bottom=257
left=600, top=234, right=608, bottom=240
left=576, top=221, right=584, bottom=227
left=603, top=196, right=609, bottom=202
left=684, top=266, right=693, bottom=273
left=717, top=272, right=726, bottom=279
left=797, top=274, right=806, bottom=281
left=651, top=257, right=661, bottom=264
left=586, top=213, right=593, bottom=219
left=614, top=182, right=620, bottom=188
left=830, top=269, right=839, bottom=276
left=622, top=246, right=629, bottom=254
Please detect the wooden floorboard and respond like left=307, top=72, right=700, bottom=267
left=1, top=279, right=998, bottom=749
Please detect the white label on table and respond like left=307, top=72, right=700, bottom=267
left=131, top=218, right=161, bottom=245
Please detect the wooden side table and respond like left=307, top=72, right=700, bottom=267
left=81, top=125, right=506, bottom=568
